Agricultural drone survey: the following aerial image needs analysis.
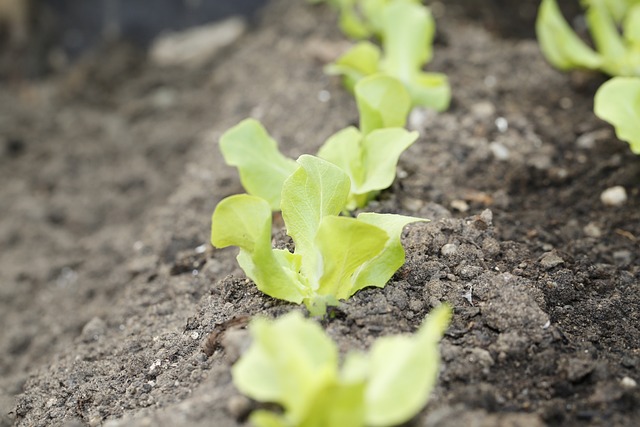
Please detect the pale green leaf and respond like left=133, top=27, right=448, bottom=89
left=356, top=128, right=419, bottom=195
left=325, top=41, right=382, bottom=92
left=299, top=381, right=366, bottom=427
left=219, top=119, right=297, bottom=210
left=594, top=76, right=640, bottom=154
left=316, top=126, right=365, bottom=190
left=315, top=215, right=389, bottom=300
left=249, top=411, right=290, bottom=427
left=211, top=194, right=272, bottom=252
left=351, top=213, right=427, bottom=294
left=623, top=5, right=640, bottom=44
left=365, top=304, right=452, bottom=426
left=411, top=72, right=452, bottom=112
left=232, top=312, right=339, bottom=424
left=536, top=0, right=603, bottom=71
left=281, top=155, right=351, bottom=281
left=380, top=1, right=434, bottom=83
left=355, top=74, right=412, bottom=135
left=586, top=0, right=628, bottom=72
left=211, top=194, right=305, bottom=303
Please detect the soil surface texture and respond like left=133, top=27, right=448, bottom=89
left=1, top=1, right=639, bottom=426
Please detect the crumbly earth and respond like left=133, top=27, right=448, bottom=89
left=1, top=1, right=639, bottom=426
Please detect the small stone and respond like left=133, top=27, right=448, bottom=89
left=471, top=101, right=496, bottom=119
left=227, top=394, right=252, bottom=420
left=441, top=243, right=458, bottom=256
left=81, top=317, right=107, bottom=342
left=450, top=199, right=469, bottom=212
left=489, top=141, right=510, bottom=160
left=621, top=377, right=637, bottom=389
left=495, top=117, right=509, bottom=133
left=601, top=186, right=627, bottom=206
left=613, top=250, right=632, bottom=266
left=583, top=222, right=602, bottom=238
left=539, top=252, right=564, bottom=269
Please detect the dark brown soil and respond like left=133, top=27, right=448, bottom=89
left=1, top=1, right=639, bottom=426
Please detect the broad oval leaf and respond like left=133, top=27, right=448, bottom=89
left=219, top=118, right=297, bottom=210
left=211, top=194, right=272, bottom=252
left=325, top=41, right=382, bottom=92
left=357, top=128, right=419, bottom=195
left=281, top=155, right=351, bottom=281
left=355, top=74, right=412, bottom=135
left=315, top=215, right=389, bottom=300
left=365, top=304, right=451, bottom=426
left=594, top=76, right=640, bottom=154
left=232, top=312, right=339, bottom=424
left=351, top=213, right=427, bottom=294
left=536, top=0, right=603, bottom=71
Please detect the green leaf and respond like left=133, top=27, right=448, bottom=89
left=411, top=72, right=452, bottom=112
left=586, top=0, right=628, bottom=73
left=233, top=308, right=451, bottom=427
left=352, top=213, right=427, bottom=294
left=380, top=0, right=434, bottom=83
left=355, top=74, right=412, bottom=135
left=356, top=128, right=419, bottom=195
left=281, top=155, right=351, bottom=281
left=365, top=304, right=452, bottom=427
left=219, top=119, right=298, bottom=210
left=211, top=194, right=305, bottom=303
left=325, top=41, right=382, bottom=92
left=316, top=127, right=365, bottom=191
left=318, top=127, right=418, bottom=210
left=594, top=76, right=640, bottom=154
left=623, top=5, right=640, bottom=45
left=536, top=0, right=603, bottom=71
left=211, top=194, right=272, bottom=253
left=315, top=215, right=389, bottom=300
left=232, top=312, right=339, bottom=424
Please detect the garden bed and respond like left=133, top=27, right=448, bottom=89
left=1, top=0, right=638, bottom=426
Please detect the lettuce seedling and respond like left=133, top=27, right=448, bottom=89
left=536, top=0, right=640, bottom=76
left=233, top=305, right=451, bottom=427
left=218, top=74, right=417, bottom=211
left=594, top=76, right=640, bottom=153
left=326, top=0, right=451, bottom=111
left=309, top=0, right=421, bottom=40
left=211, top=155, right=426, bottom=315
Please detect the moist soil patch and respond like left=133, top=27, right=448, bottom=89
left=1, top=1, right=639, bottom=426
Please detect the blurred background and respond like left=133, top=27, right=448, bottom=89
left=0, top=0, right=268, bottom=77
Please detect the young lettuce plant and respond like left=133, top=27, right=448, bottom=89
left=219, top=74, right=417, bottom=211
left=211, top=155, right=426, bottom=315
left=536, top=0, right=640, bottom=76
left=325, top=0, right=451, bottom=111
left=594, top=77, right=640, bottom=153
left=308, top=0, right=421, bottom=40
left=232, top=305, right=451, bottom=427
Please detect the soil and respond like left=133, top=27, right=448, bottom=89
left=1, top=0, right=639, bottom=426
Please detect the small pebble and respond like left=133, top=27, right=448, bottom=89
left=450, top=199, right=469, bottom=212
left=81, top=317, right=107, bottom=342
left=621, top=377, right=637, bottom=389
left=600, top=186, right=627, bottom=206
left=471, top=101, right=495, bottom=119
left=495, top=117, right=508, bottom=133
left=441, top=243, right=458, bottom=256
left=583, top=222, right=602, bottom=238
left=490, top=141, right=510, bottom=160
left=539, top=252, right=564, bottom=269
left=227, top=395, right=252, bottom=420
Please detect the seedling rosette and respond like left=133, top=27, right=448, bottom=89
left=211, top=155, right=427, bottom=315
left=536, top=0, right=640, bottom=155
left=219, top=74, right=418, bottom=211
left=325, top=0, right=451, bottom=111
left=233, top=305, right=451, bottom=427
